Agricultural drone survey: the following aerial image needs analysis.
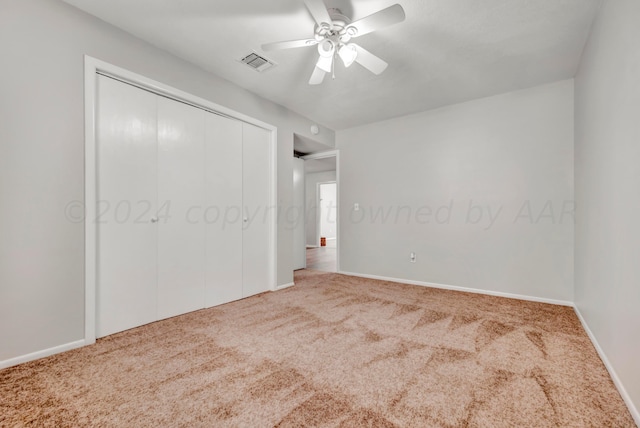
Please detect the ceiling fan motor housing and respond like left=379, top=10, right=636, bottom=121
left=315, top=9, right=355, bottom=59
left=314, top=9, right=353, bottom=41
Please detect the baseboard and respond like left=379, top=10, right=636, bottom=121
left=0, top=339, right=87, bottom=370
left=337, top=271, right=573, bottom=307
left=275, top=282, right=295, bottom=290
left=573, top=306, right=640, bottom=426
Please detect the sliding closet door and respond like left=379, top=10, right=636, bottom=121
left=95, top=73, right=274, bottom=337
left=204, top=114, right=243, bottom=307
left=156, top=99, right=206, bottom=320
left=242, top=123, right=272, bottom=297
left=96, top=75, right=158, bottom=338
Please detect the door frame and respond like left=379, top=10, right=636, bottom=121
left=301, top=150, right=340, bottom=272
left=292, top=157, right=306, bottom=270
left=84, top=56, right=277, bottom=344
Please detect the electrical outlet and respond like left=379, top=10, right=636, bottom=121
left=410, top=252, right=416, bottom=263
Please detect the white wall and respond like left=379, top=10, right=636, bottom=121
left=292, top=158, right=306, bottom=270
left=305, top=171, right=337, bottom=246
left=574, top=0, right=640, bottom=421
left=337, top=80, right=574, bottom=302
left=0, top=0, right=334, bottom=364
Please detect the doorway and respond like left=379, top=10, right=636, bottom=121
left=318, top=182, right=337, bottom=249
left=301, top=150, right=339, bottom=272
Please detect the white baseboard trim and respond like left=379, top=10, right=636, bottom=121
left=0, top=339, right=87, bottom=370
left=275, top=282, right=295, bottom=290
left=573, top=307, right=640, bottom=426
left=337, top=271, right=573, bottom=307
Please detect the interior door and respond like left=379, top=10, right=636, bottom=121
left=96, top=75, right=158, bottom=338
left=242, top=123, right=271, bottom=296
left=156, top=98, right=206, bottom=320
left=205, top=114, right=243, bottom=307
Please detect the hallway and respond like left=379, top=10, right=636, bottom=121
left=305, top=240, right=336, bottom=272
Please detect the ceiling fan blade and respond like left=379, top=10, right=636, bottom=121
left=304, top=0, right=332, bottom=28
left=353, top=44, right=388, bottom=75
left=261, top=39, right=318, bottom=51
left=316, top=54, right=334, bottom=73
left=309, top=67, right=326, bottom=85
left=346, top=4, right=405, bottom=38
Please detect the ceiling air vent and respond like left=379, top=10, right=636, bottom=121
left=239, top=52, right=276, bottom=72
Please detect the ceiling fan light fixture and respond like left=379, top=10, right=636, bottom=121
left=338, top=44, right=358, bottom=68
left=263, top=0, right=406, bottom=85
left=318, top=39, right=335, bottom=57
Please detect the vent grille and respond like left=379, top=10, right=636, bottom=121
left=239, top=53, right=276, bottom=72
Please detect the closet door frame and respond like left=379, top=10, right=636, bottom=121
left=84, top=55, right=277, bottom=345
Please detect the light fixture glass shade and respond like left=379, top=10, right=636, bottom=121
left=338, top=44, right=358, bottom=68
left=318, top=39, right=335, bottom=57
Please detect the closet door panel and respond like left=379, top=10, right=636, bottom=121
left=96, top=75, right=158, bottom=338
left=204, top=114, right=243, bottom=307
left=157, top=98, right=206, bottom=320
left=242, top=123, right=272, bottom=297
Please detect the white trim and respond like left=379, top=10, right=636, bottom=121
left=269, top=129, right=278, bottom=293
left=86, top=57, right=275, bottom=131
left=0, top=340, right=87, bottom=370
left=84, top=55, right=278, bottom=346
left=337, top=271, right=573, bottom=307
left=335, top=151, right=340, bottom=272
left=292, top=157, right=307, bottom=270
left=84, top=57, right=97, bottom=346
left=275, top=282, right=295, bottom=290
left=574, top=307, right=640, bottom=426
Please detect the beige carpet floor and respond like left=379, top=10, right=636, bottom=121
left=1, top=270, right=635, bottom=427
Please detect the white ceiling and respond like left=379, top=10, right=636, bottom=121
left=63, top=0, right=601, bottom=130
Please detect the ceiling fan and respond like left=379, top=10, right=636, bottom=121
left=261, top=0, right=406, bottom=85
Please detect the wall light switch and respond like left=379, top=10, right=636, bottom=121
left=354, top=203, right=360, bottom=211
